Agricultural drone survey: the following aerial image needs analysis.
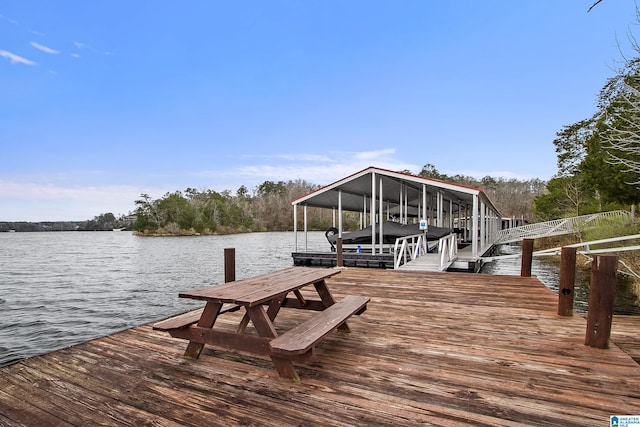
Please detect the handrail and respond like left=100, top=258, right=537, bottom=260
left=482, top=233, right=640, bottom=262
left=393, top=232, right=457, bottom=270
left=437, top=233, right=458, bottom=271
left=493, top=210, right=632, bottom=245
left=393, top=233, right=427, bottom=269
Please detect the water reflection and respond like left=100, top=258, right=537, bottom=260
left=480, top=243, right=640, bottom=315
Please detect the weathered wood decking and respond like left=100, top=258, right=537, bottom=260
left=1, top=268, right=639, bottom=426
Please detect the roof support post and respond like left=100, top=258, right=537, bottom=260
left=399, top=185, right=403, bottom=223
left=437, top=191, right=443, bottom=227
left=472, top=195, right=479, bottom=259
left=480, top=201, right=486, bottom=254
left=293, top=204, right=298, bottom=251
left=371, top=172, right=376, bottom=251
left=363, top=195, right=367, bottom=229
left=304, top=205, right=308, bottom=251
left=449, top=199, right=453, bottom=228
left=379, top=176, right=384, bottom=254
left=422, top=184, right=427, bottom=224
left=338, top=190, right=343, bottom=238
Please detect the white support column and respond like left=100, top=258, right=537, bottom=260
left=338, top=191, right=343, bottom=238
left=398, top=184, right=404, bottom=224
left=404, top=189, right=408, bottom=224
left=449, top=199, right=453, bottom=228
left=363, top=195, right=367, bottom=229
left=435, top=192, right=441, bottom=227
left=293, top=204, right=298, bottom=251
left=371, top=172, right=376, bottom=250
left=472, top=196, right=479, bottom=259
left=480, top=202, right=486, bottom=253
left=379, top=176, right=384, bottom=254
left=303, top=205, right=308, bottom=251
left=422, top=184, right=427, bottom=225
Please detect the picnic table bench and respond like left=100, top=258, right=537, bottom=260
left=153, top=267, right=369, bottom=381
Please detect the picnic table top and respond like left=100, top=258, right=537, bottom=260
left=179, top=266, right=341, bottom=307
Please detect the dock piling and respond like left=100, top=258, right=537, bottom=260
left=557, top=246, right=577, bottom=316
left=224, top=248, right=236, bottom=283
left=585, top=255, right=618, bottom=349
left=336, top=238, right=343, bottom=267
left=520, top=238, right=534, bottom=277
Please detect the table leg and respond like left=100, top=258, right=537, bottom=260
left=314, top=280, right=350, bottom=332
left=184, top=301, right=222, bottom=359
left=246, top=305, right=300, bottom=381
left=236, top=294, right=287, bottom=333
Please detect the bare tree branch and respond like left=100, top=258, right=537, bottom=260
left=588, top=0, right=604, bottom=13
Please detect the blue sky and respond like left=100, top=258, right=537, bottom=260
left=0, top=1, right=637, bottom=221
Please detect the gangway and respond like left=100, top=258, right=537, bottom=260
left=396, top=210, right=635, bottom=272
left=493, top=211, right=632, bottom=245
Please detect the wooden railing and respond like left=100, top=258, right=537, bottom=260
left=493, top=210, right=632, bottom=245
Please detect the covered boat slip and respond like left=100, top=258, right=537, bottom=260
left=291, top=166, right=501, bottom=271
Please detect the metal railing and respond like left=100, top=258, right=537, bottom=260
left=393, top=232, right=458, bottom=271
left=437, top=233, right=458, bottom=271
left=482, top=233, right=640, bottom=262
left=493, top=210, right=633, bottom=245
left=393, top=233, right=428, bottom=269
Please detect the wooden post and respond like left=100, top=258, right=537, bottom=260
left=224, top=248, right=236, bottom=283
left=336, top=237, right=343, bottom=267
left=520, top=238, right=534, bottom=277
left=585, top=255, right=618, bottom=349
left=557, top=246, right=577, bottom=316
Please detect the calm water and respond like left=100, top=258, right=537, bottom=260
left=481, top=243, right=640, bottom=315
left=0, top=231, right=329, bottom=367
left=1, top=232, right=638, bottom=367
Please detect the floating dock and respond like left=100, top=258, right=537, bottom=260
left=1, top=268, right=639, bottom=426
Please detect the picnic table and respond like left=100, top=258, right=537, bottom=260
left=153, top=267, right=369, bottom=381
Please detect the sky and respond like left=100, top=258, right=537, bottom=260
left=0, top=1, right=638, bottom=221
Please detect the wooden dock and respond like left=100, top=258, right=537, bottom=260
left=1, top=268, right=639, bottom=426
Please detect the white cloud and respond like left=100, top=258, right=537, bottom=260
left=354, top=148, right=397, bottom=160
left=0, top=180, right=152, bottom=221
left=30, top=42, right=59, bottom=54
left=196, top=149, right=418, bottom=191
left=0, top=49, right=37, bottom=65
left=0, top=14, right=18, bottom=25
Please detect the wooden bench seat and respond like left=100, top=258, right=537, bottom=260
left=269, top=295, right=370, bottom=357
left=153, top=304, right=240, bottom=332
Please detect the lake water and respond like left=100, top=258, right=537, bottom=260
left=1, top=231, right=638, bottom=367
left=0, top=231, right=329, bottom=367
left=480, top=243, right=640, bottom=316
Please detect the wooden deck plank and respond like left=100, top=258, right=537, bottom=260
left=1, top=267, right=639, bottom=426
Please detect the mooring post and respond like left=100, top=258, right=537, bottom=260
left=336, top=237, right=343, bottom=267
left=557, top=246, right=577, bottom=316
left=585, top=255, right=618, bottom=349
left=224, top=247, right=236, bottom=283
left=520, top=238, right=534, bottom=277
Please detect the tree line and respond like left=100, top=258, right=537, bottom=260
left=534, top=12, right=640, bottom=220
left=129, top=168, right=547, bottom=236
left=131, top=180, right=355, bottom=235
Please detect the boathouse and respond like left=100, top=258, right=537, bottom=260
left=291, top=166, right=502, bottom=272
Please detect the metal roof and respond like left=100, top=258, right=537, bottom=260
left=291, top=166, right=500, bottom=217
